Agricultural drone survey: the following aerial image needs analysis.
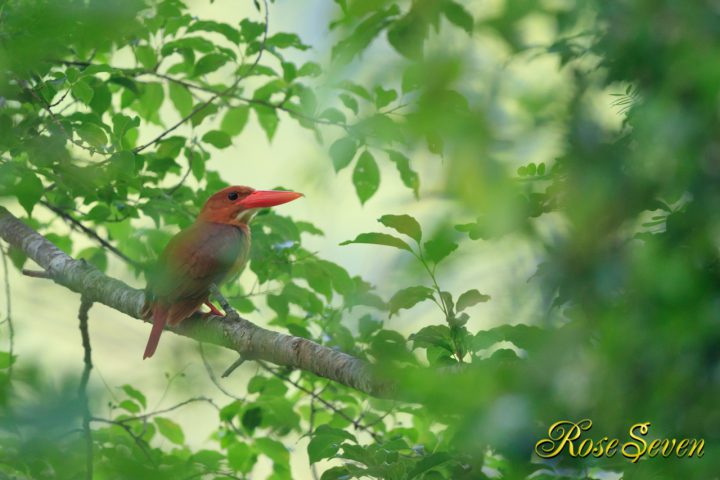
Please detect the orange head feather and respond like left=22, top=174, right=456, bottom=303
left=198, top=186, right=303, bottom=226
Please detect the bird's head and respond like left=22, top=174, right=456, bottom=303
left=198, top=186, right=303, bottom=226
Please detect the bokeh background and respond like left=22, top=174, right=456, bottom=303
left=2, top=0, right=719, bottom=479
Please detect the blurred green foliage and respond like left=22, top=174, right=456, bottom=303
left=1, top=0, right=719, bottom=479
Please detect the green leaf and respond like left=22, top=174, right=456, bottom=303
left=298, top=62, right=322, bottom=77
left=118, top=399, right=140, bottom=414
left=242, top=407, right=262, bottom=432
left=352, top=151, right=380, bottom=204
left=254, top=105, right=279, bottom=141
left=329, top=137, right=358, bottom=172
left=76, top=124, right=107, bottom=148
left=187, top=20, right=241, bottom=44
left=320, top=107, right=346, bottom=123
left=137, top=82, right=164, bottom=122
left=155, top=417, right=185, bottom=445
left=192, top=449, right=225, bottom=470
left=443, top=1, right=474, bottom=34
left=456, top=289, right=490, bottom=311
left=227, top=442, right=255, bottom=473
left=65, top=67, right=80, bottom=83
left=161, top=37, right=215, bottom=56
left=388, top=14, right=426, bottom=59
left=221, top=106, right=250, bottom=136
left=424, top=237, right=458, bottom=264
left=267, top=32, right=309, bottom=50
left=109, top=151, right=136, bottom=180
left=255, top=437, right=289, bottom=466
left=202, top=130, right=232, bottom=149
left=339, top=93, right=359, bottom=114
left=410, top=325, right=454, bottom=352
left=253, top=79, right=286, bottom=101
left=409, top=452, right=453, bottom=478
left=193, top=53, right=228, bottom=77
left=191, top=103, right=218, bottom=127
left=308, top=425, right=356, bottom=464
left=134, top=45, right=157, bottom=69
left=168, top=82, right=193, bottom=117
left=240, top=19, right=265, bottom=41
left=387, top=150, right=420, bottom=198
left=85, top=204, right=111, bottom=222
left=112, top=113, right=139, bottom=139
left=379, top=214, right=422, bottom=242
left=338, top=81, right=373, bottom=101
left=121, top=384, right=147, bottom=408
left=374, top=86, right=398, bottom=109
left=90, top=83, right=111, bottom=114
left=358, top=314, right=383, bottom=339
left=71, top=79, right=94, bottom=104
left=15, top=170, right=43, bottom=216
left=0, top=351, right=16, bottom=369
left=388, top=286, right=435, bottom=316
left=340, top=232, right=412, bottom=252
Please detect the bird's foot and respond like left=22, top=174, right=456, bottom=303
left=204, top=301, right=225, bottom=318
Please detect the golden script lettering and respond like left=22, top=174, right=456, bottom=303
left=535, top=420, right=704, bottom=463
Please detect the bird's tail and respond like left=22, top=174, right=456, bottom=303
left=143, top=306, right=167, bottom=359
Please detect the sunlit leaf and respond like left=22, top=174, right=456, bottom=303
left=352, top=150, right=380, bottom=204
left=386, top=150, right=420, bottom=198
left=168, top=82, right=194, bottom=117
left=155, top=417, right=185, bottom=445
left=120, top=384, right=147, bottom=408
left=329, top=137, right=358, bottom=172
left=388, top=286, right=435, bottom=316
left=379, top=214, right=422, bottom=242
left=443, top=1, right=474, bottom=34
left=340, top=232, right=412, bottom=252
left=254, top=105, right=279, bottom=141
left=202, top=130, right=232, bottom=149
left=456, top=289, right=490, bottom=311
left=71, top=79, right=94, bottom=104
left=193, top=53, right=228, bottom=77
left=374, top=86, right=397, bottom=109
left=423, top=237, right=458, bottom=264
left=76, top=123, right=107, bottom=148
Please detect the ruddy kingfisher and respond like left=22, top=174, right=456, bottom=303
left=142, top=186, right=302, bottom=359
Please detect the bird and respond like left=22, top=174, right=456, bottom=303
left=142, top=186, right=302, bottom=359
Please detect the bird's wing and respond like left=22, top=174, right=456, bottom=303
left=148, top=222, right=248, bottom=305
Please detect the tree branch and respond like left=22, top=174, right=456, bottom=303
left=0, top=206, right=394, bottom=398
left=77, top=295, right=94, bottom=480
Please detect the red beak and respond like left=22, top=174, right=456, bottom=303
left=238, top=190, right=303, bottom=209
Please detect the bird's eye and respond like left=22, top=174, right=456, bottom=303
left=227, top=191, right=239, bottom=201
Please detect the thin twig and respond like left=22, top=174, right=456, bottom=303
left=22, top=269, right=52, bottom=279
left=167, top=146, right=196, bottom=195
left=78, top=295, right=94, bottom=480
left=90, top=417, right=155, bottom=464
left=133, top=0, right=271, bottom=153
left=221, top=356, right=246, bottom=378
left=114, top=396, right=218, bottom=424
left=309, top=393, right=320, bottom=480
left=20, top=78, right=108, bottom=156
left=41, top=200, right=140, bottom=268
left=257, top=361, right=381, bottom=441
left=198, top=342, right=244, bottom=401
left=147, top=71, right=348, bottom=129
left=0, top=244, right=14, bottom=382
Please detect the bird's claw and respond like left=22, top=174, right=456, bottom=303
left=204, top=301, right=225, bottom=318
